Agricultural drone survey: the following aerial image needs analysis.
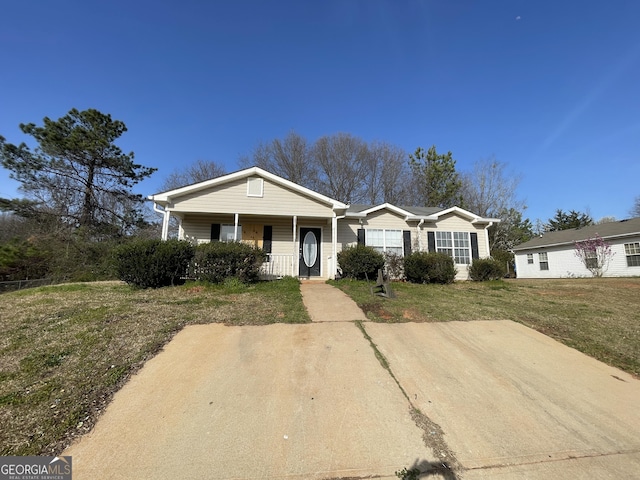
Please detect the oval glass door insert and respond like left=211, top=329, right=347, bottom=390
left=302, top=231, right=317, bottom=267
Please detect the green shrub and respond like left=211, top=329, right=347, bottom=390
left=404, top=252, right=457, bottom=284
left=337, top=245, right=385, bottom=280
left=469, top=257, right=507, bottom=281
left=189, top=241, right=266, bottom=284
left=114, top=239, right=195, bottom=288
left=490, top=248, right=515, bottom=277
left=0, top=239, right=50, bottom=281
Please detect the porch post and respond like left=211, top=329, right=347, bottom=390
left=233, top=213, right=239, bottom=241
left=331, top=213, right=338, bottom=279
left=292, top=215, right=297, bottom=277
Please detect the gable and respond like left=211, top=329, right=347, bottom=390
left=169, top=176, right=336, bottom=217
left=361, top=209, right=413, bottom=229
left=428, top=211, right=480, bottom=231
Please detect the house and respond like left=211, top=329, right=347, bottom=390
left=512, top=217, right=640, bottom=278
left=148, top=167, right=499, bottom=280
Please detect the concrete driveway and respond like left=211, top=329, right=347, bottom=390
left=64, top=323, right=436, bottom=479
left=64, top=314, right=640, bottom=478
left=367, top=320, right=640, bottom=479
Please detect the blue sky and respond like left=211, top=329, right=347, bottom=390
left=1, top=0, right=639, bottom=224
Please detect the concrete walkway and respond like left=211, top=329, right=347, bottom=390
left=300, top=281, right=367, bottom=322
left=63, top=282, right=640, bottom=479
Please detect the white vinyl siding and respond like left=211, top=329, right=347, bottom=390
left=170, top=177, right=334, bottom=217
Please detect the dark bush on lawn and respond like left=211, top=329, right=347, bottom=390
left=404, top=252, right=457, bottom=284
left=469, top=257, right=507, bottom=281
left=337, top=244, right=385, bottom=280
left=189, top=241, right=266, bottom=284
left=114, top=239, right=195, bottom=288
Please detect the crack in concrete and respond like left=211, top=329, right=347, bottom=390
left=466, top=448, right=640, bottom=472
left=354, top=321, right=462, bottom=479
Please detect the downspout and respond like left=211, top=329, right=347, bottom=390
left=485, top=222, right=494, bottom=257
left=332, top=213, right=346, bottom=279
left=153, top=202, right=171, bottom=241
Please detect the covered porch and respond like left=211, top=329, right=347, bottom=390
left=163, top=211, right=340, bottom=280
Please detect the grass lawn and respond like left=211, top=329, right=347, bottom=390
left=2, top=276, right=638, bottom=457
left=0, top=277, right=309, bottom=456
left=330, top=277, right=640, bottom=378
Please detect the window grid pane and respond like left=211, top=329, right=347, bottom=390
left=625, top=242, right=640, bottom=255
left=539, top=252, right=549, bottom=270
left=385, top=230, right=403, bottom=247
left=221, top=224, right=242, bottom=242
left=625, top=243, right=640, bottom=267
left=366, top=229, right=384, bottom=248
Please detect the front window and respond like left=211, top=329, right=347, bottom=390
left=585, top=253, right=599, bottom=269
left=453, top=232, right=470, bottom=264
left=436, top=231, right=471, bottom=264
left=527, top=253, right=534, bottom=264
left=366, top=229, right=403, bottom=256
left=220, top=224, right=242, bottom=242
left=624, top=242, right=640, bottom=267
left=539, top=252, right=549, bottom=270
left=435, top=231, right=453, bottom=257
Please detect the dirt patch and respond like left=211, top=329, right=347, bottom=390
left=360, top=302, right=394, bottom=321
left=402, top=309, right=423, bottom=321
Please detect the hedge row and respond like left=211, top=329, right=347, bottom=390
left=337, top=247, right=457, bottom=284
left=338, top=247, right=505, bottom=283
left=113, top=240, right=265, bottom=288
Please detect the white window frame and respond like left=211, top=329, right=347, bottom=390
left=436, top=231, right=471, bottom=265
left=220, top=224, right=242, bottom=242
left=527, top=253, right=534, bottom=264
left=624, top=242, right=640, bottom=267
left=366, top=229, right=403, bottom=256
left=539, top=252, right=549, bottom=270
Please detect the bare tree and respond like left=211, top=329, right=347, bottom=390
left=632, top=195, right=640, bottom=218
left=460, top=157, right=524, bottom=218
left=365, top=142, right=411, bottom=205
left=460, top=157, right=529, bottom=250
left=239, top=131, right=316, bottom=189
left=311, top=133, right=370, bottom=204
left=160, top=159, right=226, bottom=192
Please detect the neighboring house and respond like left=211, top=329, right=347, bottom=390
left=148, top=167, right=499, bottom=280
left=512, top=217, right=640, bottom=278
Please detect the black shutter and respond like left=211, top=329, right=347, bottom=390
left=428, top=231, right=436, bottom=252
left=210, top=224, right=221, bottom=242
left=263, top=225, right=273, bottom=254
left=403, top=230, right=412, bottom=256
left=357, top=228, right=365, bottom=245
left=470, top=232, right=479, bottom=260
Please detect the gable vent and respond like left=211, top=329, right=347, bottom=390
left=247, top=177, right=264, bottom=197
